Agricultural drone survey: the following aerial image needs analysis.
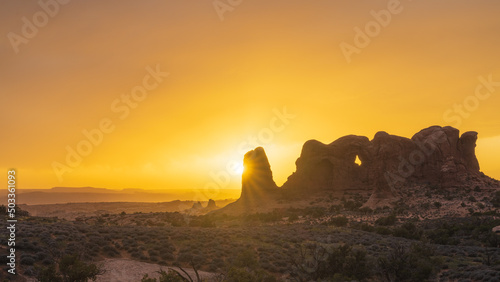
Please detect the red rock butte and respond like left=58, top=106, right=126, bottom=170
left=220, top=126, right=499, bottom=214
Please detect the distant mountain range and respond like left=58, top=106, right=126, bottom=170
left=0, top=187, right=240, bottom=205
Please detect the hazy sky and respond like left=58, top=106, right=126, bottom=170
left=1, top=0, right=499, bottom=192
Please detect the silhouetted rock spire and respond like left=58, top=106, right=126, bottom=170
left=240, top=147, right=278, bottom=206
left=201, top=199, right=218, bottom=212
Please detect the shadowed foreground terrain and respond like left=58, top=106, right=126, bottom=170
left=3, top=208, right=500, bottom=281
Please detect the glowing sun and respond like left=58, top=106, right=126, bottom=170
left=234, top=163, right=245, bottom=175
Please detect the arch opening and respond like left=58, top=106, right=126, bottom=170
left=354, top=155, right=362, bottom=166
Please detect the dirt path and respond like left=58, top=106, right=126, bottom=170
left=96, top=258, right=217, bottom=282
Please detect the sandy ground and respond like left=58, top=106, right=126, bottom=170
left=96, top=258, right=217, bottom=282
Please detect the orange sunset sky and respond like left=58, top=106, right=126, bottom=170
left=1, top=0, right=499, bottom=192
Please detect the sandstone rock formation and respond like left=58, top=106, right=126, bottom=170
left=187, top=199, right=220, bottom=214
left=282, top=135, right=373, bottom=192
left=184, top=202, right=202, bottom=215
left=202, top=199, right=218, bottom=212
left=190, top=201, right=203, bottom=210
left=218, top=147, right=279, bottom=214
left=221, top=126, right=493, bottom=213
left=241, top=147, right=278, bottom=198
left=366, top=126, right=482, bottom=207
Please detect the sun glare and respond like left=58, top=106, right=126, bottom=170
left=234, top=163, right=245, bottom=175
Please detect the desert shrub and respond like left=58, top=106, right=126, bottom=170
left=148, top=250, right=160, bottom=257
left=485, top=232, right=500, bottom=248
left=491, top=191, right=500, bottom=207
left=211, top=257, right=225, bottom=270
left=36, top=251, right=48, bottom=261
left=20, top=254, right=36, bottom=266
left=344, top=200, right=363, bottom=211
left=422, top=218, right=500, bottom=246
left=359, top=223, right=375, bottom=232
left=394, top=202, right=410, bottom=215
left=222, top=249, right=276, bottom=281
left=161, top=252, right=175, bottom=261
left=375, top=214, right=397, bottom=226
left=260, top=261, right=277, bottom=272
left=426, top=228, right=458, bottom=245
left=167, top=213, right=187, bottom=227
left=36, top=255, right=103, bottom=282
left=177, top=251, right=193, bottom=263
left=20, top=242, right=38, bottom=251
left=36, top=264, right=63, bottom=282
left=375, top=227, right=392, bottom=235
left=225, top=267, right=276, bottom=282
left=392, top=227, right=411, bottom=239
left=130, top=251, right=142, bottom=259
left=421, top=203, right=432, bottom=211
left=191, top=254, right=206, bottom=267
left=289, top=243, right=371, bottom=281
left=103, top=245, right=120, bottom=257
left=304, top=207, right=326, bottom=218
left=245, top=211, right=283, bottom=222
left=189, top=215, right=215, bottom=227
left=392, top=222, right=422, bottom=240
left=42, top=258, right=54, bottom=266
left=329, top=204, right=342, bottom=213
left=230, top=249, right=259, bottom=269
left=377, top=243, right=440, bottom=282
left=329, top=216, right=348, bottom=227
left=23, top=266, right=36, bottom=277
left=141, top=269, right=186, bottom=282
left=359, top=207, right=373, bottom=214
